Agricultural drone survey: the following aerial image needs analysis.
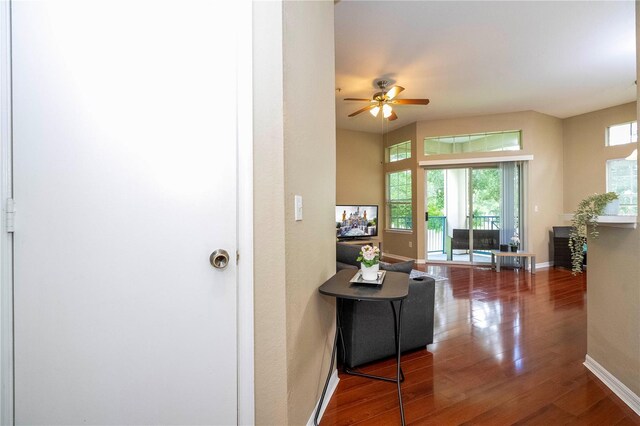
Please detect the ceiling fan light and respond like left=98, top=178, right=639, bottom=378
left=382, top=104, right=393, bottom=118
left=370, top=106, right=380, bottom=117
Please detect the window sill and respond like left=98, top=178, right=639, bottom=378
left=384, top=229, right=413, bottom=235
left=385, top=229, right=413, bottom=234
left=562, top=214, right=638, bottom=229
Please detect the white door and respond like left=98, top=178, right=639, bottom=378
left=11, top=1, right=240, bottom=424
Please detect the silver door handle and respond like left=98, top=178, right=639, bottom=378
left=210, top=249, right=230, bottom=269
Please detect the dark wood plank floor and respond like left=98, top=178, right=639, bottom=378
left=320, top=265, right=640, bottom=425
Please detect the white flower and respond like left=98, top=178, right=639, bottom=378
left=358, top=245, right=380, bottom=264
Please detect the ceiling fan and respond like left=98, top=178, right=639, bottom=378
left=345, top=80, right=430, bottom=121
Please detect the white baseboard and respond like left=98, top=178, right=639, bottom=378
left=382, top=252, right=415, bottom=262
left=584, top=355, right=640, bottom=416
left=415, top=258, right=426, bottom=264
left=535, top=261, right=553, bottom=270
left=306, top=368, right=340, bottom=426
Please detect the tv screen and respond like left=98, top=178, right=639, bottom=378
left=336, top=205, right=378, bottom=239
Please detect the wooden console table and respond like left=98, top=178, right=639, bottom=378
left=491, top=250, right=536, bottom=274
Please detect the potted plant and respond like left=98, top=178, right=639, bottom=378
left=569, top=192, right=619, bottom=274
left=509, top=235, right=520, bottom=252
left=357, top=245, right=381, bottom=280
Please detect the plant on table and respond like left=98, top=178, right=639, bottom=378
left=357, top=245, right=381, bottom=281
left=357, top=245, right=380, bottom=267
left=569, top=192, right=619, bottom=275
left=509, top=235, right=520, bottom=250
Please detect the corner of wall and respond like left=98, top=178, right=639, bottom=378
left=252, top=1, right=288, bottom=425
left=282, top=2, right=337, bottom=424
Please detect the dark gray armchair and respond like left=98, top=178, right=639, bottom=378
left=335, top=242, right=436, bottom=368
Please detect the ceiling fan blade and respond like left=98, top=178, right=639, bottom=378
left=348, top=104, right=376, bottom=117
left=385, top=86, right=405, bottom=100
left=390, top=99, right=430, bottom=105
left=343, top=98, right=375, bottom=102
left=388, top=111, right=398, bottom=121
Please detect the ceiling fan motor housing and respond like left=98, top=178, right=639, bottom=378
left=376, top=80, right=390, bottom=90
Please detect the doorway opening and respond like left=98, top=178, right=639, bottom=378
left=425, top=162, right=523, bottom=264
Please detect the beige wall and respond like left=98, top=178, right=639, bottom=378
left=584, top=2, right=640, bottom=405
left=336, top=129, right=384, bottom=245
left=382, top=123, right=419, bottom=258
left=253, top=2, right=288, bottom=424
left=562, top=102, right=637, bottom=213
left=413, top=111, right=563, bottom=264
left=253, top=2, right=336, bottom=424
left=283, top=1, right=337, bottom=425
left=587, top=226, right=640, bottom=396
left=527, top=112, right=564, bottom=265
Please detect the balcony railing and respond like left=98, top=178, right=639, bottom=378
left=427, top=215, right=501, bottom=253
left=470, top=215, right=500, bottom=230
left=427, top=216, right=446, bottom=253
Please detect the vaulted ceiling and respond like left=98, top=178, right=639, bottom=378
left=334, top=1, right=636, bottom=134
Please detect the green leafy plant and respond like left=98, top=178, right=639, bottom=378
left=569, top=192, right=618, bottom=275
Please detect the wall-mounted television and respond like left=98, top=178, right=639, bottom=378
left=336, top=205, right=378, bottom=240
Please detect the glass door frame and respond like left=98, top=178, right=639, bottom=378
left=424, top=162, right=524, bottom=265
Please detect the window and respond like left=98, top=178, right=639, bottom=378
left=606, top=158, right=637, bottom=215
left=387, top=170, right=412, bottom=229
left=424, top=130, right=521, bottom=155
left=387, top=140, right=411, bottom=162
left=607, top=122, right=637, bottom=146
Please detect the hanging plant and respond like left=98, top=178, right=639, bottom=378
left=569, top=192, right=618, bottom=275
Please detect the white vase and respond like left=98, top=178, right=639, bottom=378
left=361, top=263, right=379, bottom=281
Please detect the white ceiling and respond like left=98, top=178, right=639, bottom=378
left=334, top=1, right=637, bottom=134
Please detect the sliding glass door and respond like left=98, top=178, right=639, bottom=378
left=470, top=167, right=501, bottom=264
left=425, top=162, right=522, bottom=264
left=426, top=167, right=471, bottom=262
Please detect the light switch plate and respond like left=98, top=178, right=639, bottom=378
left=294, top=195, right=303, bottom=221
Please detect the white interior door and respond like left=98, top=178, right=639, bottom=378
left=11, top=1, right=239, bottom=424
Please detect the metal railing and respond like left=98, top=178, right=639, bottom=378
left=427, top=215, right=500, bottom=254
left=427, top=216, right=446, bottom=253
left=470, top=215, right=500, bottom=230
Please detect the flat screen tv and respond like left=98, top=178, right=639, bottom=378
left=336, top=205, right=378, bottom=240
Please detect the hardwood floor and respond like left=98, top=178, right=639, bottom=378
left=320, top=265, right=640, bottom=425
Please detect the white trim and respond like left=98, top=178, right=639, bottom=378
left=0, top=1, right=12, bottom=424
left=584, top=355, right=640, bottom=416
left=415, top=258, right=426, bottom=264
left=306, top=369, right=340, bottom=426
left=236, top=1, right=254, bottom=424
left=419, top=154, right=534, bottom=167
left=382, top=252, right=415, bottom=262
left=535, top=261, right=552, bottom=270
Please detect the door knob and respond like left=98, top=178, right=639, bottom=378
left=210, top=249, right=230, bottom=269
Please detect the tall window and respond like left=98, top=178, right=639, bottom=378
left=387, top=170, right=412, bottom=230
left=607, top=122, right=637, bottom=146
left=387, top=140, right=411, bottom=162
left=606, top=159, right=638, bottom=215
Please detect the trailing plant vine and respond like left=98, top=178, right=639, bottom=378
left=569, top=192, right=618, bottom=275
